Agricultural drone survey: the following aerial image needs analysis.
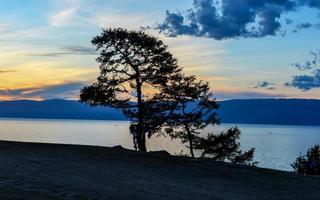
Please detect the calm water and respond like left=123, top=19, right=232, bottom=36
left=0, top=118, right=319, bottom=171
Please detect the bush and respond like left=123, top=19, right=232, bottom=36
left=292, top=144, right=320, bottom=175
left=194, top=127, right=256, bottom=166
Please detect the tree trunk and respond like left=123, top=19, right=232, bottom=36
left=136, top=79, right=147, bottom=152
left=182, top=102, right=194, bottom=158
left=186, top=125, right=195, bottom=158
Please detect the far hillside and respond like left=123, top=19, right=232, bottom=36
left=0, top=99, right=319, bottom=126
left=218, top=99, right=320, bottom=126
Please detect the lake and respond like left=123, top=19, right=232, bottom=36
left=0, top=118, right=319, bottom=171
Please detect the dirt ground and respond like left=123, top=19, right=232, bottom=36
left=0, top=140, right=319, bottom=200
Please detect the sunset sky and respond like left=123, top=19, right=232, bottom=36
left=0, top=0, right=319, bottom=100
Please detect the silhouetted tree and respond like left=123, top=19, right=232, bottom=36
left=155, top=74, right=255, bottom=164
left=292, top=144, right=320, bottom=175
left=80, top=28, right=181, bottom=152
left=194, top=127, right=256, bottom=165
left=156, top=74, right=219, bottom=158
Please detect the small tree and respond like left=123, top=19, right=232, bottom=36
left=156, top=74, right=219, bottom=158
left=194, top=127, right=256, bottom=165
left=156, top=74, right=255, bottom=164
left=292, top=144, right=320, bottom=175
left=80, top=28, right=181, bottom=152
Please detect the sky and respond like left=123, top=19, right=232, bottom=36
left=0, top=0, right=319, bottom=100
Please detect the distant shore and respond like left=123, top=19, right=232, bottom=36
left=0, top=140, right=319, bottom=200
left=1, top=99, right=320, bottom=126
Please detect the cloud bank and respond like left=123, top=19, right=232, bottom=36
left=157, top=0, right=320, bottom=40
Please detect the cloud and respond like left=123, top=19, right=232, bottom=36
left=48, top=1, right=155, bottom=30
left=24, top=45, right=96, bottom=57
left=296, top=22, right=313, bottom=29
left=293, top=22, right=317, bottom=32
left=291, top=50, right=319, bottom=70
left=286, top=50, right=320, bottom=91
left=0, top=82, right=86, bottom=100
left=299, top=0, right=320, bottom=9
left=0, top=69, right=16, bottom=73
left=285, top=18, right=294, bottom=24
left=49, top=8, right=78, bottom=27
left=157, top=0, right=320, bottom=40
left=285, top=69, right=320, bottom=91
left=214, top=90, right=287, bottom=100
left=63, top=45, right=96, bottom=54
left=95, top=13, right=151, bottom=29
left=254, top=81, right=276, bottom=90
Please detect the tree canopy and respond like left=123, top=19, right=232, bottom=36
left=155, top=74, right=219, bottom=157
left=80, top=28, right=181, bottom=151
left=292, top=144, right=320, bottom=175
left=80, top=28, right=255, bottom=165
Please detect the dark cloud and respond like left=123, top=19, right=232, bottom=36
left=0, top=82, right=86, bottom=99
left=25, top=53, right=69, bottom=57
left=254, top=81, right=276, bottom=90
left=286, top=50, right=320, bottom=91
left=0, top=69, right=16, bottom=73
left=285, top=18, right=294, bottom=24
left=157, top=0, right=320, bottom=40
left=62, top=45, right=96, bottom=55
left=299, top=0, right=320, bottom=9
left=296, top=22, right=313, bottom=29
left=25, top=45, right=96, bottom=57
left=285, top=69, right=320, bottom=91
left=293, top=22, right=317, bottom=32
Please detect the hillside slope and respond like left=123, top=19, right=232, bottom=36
left=0, top=99, right=319, bottom=125
left=0, top=140, right=319, bottom=200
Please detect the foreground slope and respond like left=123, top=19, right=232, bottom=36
left=0, top=141, right=319, bottom=200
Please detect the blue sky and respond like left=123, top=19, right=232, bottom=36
left=0, top=0, right=319, bottom=100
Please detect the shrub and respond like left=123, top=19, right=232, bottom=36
left=292, top=144, right=320, bottom=175
left=194, top=127, right=256, bottom=166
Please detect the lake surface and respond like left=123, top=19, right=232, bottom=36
left=0, top=118, right=319, bottom=171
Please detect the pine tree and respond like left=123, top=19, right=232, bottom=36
left=156, top=74, right=255, bottom=164
left=80, top=28, right=181, bottom=152
left=194, top=127, right=256, bottom=165
left=292, top=144, right=320, bottom=175
left=155, top=74, right=219, bottom=158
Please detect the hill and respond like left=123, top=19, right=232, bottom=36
left=0, top=99, right=319, bottom=126
left=0, top=99, right=124, bottom=120
left=0, top=140, right=319, bottom=200
left=217, top=99, right=320, bottom=126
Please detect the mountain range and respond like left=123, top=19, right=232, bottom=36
left=0, top=99, right=319, bottom=126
